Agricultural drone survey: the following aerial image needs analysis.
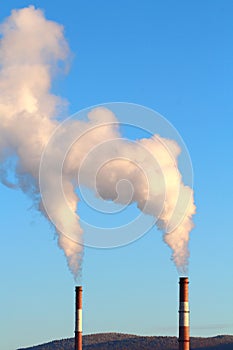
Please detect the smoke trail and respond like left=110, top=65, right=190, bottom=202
left=0, top=7, right=196, bottom=278
left=0, top=6, right=83, bottom=276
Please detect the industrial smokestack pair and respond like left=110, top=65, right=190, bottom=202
left=74, top=279, right=189, bottom=350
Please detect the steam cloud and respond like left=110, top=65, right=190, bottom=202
left=0, top=7, right=196, bottom=278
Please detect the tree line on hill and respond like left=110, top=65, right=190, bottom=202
left=18, top=333, right=233, bottom=350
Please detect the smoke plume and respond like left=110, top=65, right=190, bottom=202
left=0, top=7, right=196, bottom=278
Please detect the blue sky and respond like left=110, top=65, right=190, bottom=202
left=0, top=1, right=233, bottom=350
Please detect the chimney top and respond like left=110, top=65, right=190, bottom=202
left=179, top=277, right=189, bottom=283
left=76, top=286, right=82, bottom=291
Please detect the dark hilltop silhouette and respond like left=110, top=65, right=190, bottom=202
left=18, top=333, right=233, bottom=350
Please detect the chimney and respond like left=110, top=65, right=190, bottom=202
left=178, top=277, right=190, bottom=350
left=75, top=286, right=82, bottom=350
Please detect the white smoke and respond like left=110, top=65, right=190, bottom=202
left=0, top=6, right=83, bottom=276
left=0, top=7, right=196, bottom=278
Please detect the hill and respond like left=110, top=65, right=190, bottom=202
left=18, top=333, right=233, bottom=350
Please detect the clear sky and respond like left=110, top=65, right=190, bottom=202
left=0, top=1, right=233, bottom=350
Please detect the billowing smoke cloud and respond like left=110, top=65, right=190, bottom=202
left=0, top=6, right=82, bottom=275
left=0, top=7, right=196, bottom=278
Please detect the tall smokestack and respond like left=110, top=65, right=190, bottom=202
left=178, top=277, right=190, bottom=350
left=75, top=286, right=82, bottom=350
